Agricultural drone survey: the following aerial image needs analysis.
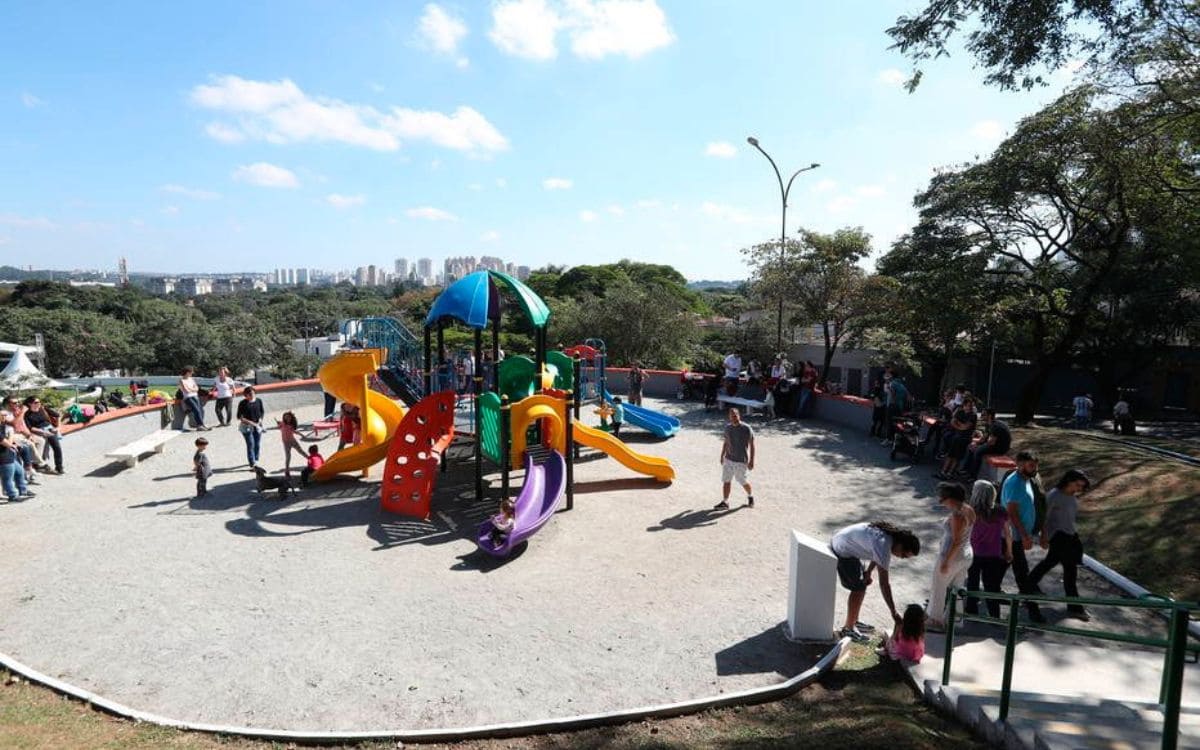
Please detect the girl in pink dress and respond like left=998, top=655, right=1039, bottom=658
left=882, top=604, right=926, bottom=663
left=277, top=411, right=307, bottom=474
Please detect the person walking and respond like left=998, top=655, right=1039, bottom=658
left=1001, top=451, right=1046, bottom=622
left=926, top=482, right=976, bottom=630
left=1029, top=469, right=1093, bottom=621
left=1071, top=391, right=1094, bottom=429
left=193, top=437, right=212, bottom=498
left=964, top=480, right=1011, bottom=619
left=714, top=408, right=755, bottom=509
left=178, top=367, right=211, bottom=431
left=212, top=366, right=237, bottom=427
left=236, top=386, right=265, bottom=469
left=830, top=521, right=921, bottom=642
left=627, top=362, right=646, bottom=407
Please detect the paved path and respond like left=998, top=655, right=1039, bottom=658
left=0, top=397, right=1190, bottom=731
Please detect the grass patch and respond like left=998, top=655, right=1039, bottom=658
left=1011, top=426, right=1200, bottom=602
left=1, top=655, right=983, bottom=749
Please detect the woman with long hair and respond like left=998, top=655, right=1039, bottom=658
left=829, top=520, right=921, bottom=642
left=964, top=480, right=1011, bottom=619
left=927, top=482, right=976, bottom=630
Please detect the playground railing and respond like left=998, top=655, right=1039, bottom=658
left=941, top=587, right=1200, bottom=750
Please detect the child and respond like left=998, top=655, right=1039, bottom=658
left=193, top=437, right=212, bottom=497
left=489, top=498, right=516, bottom=548
left=300, top=445, right=324, bottom=487
left=277, top=411, right=307, bottom=473
left=337, top=404, right=358, bottom=451
left=611, top=396, right=624, bottom=437
left=880, top=604, right=926, bottom=663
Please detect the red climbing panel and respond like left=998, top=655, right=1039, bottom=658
left=380, top=391, right=456, bottom=519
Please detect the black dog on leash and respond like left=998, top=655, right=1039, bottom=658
left=253, top=466, right=295, bottom=498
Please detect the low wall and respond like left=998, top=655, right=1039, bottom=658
left=604, top=368, right=686, bottom=400
left=60, top=380, right=323, bottom=466
left=811, top=392, right=872, bottom=431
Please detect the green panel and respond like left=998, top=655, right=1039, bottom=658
left=546, top=350, right=574, bottom=392
left=490, top=270, right=551, bottom=328
left=478, top=391, right=502, bottom=465
left=498, top=355, right=536, bottom=401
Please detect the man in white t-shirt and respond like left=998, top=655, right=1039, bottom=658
left=722, top=351, right=742, bottom=395
left=829, top=521, right=921, bottom=642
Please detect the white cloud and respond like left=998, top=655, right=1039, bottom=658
left=456, top=57, right=470, bottom=69
left=636, top=198, right=661, bottom=209
left=0, top=213, right=55, bottom=229
left=490, top=0, right=563, bottom=60
left=543, top=177, right=573, bottom=190
left=481, top=230, right=501, bottom=241
left=20, top=92, right=44, bottom=108
left=970, top=119, right=1005, bottom=142
left=418, top=4, right=469, bottom=55
left=877, top=68, right=906, bottom=86
left=232, top=162, right=300, bottom=189
left=495, top=177, right=508, bottom=188
left=701, top=201, right=756, bottom=224
left=825, top=195, right=857, bottom=214
left=855, top=184, right=886, bottom=198
left=606, top=204, right=625, bottom=216
left=811, top=178, right=838, bottom=194
left=489, top=0, right=674, bottom=61
left=579, top=209, right=598, bottom=222
left=467, top=182, right=484, bottom=191
left=327, top=193, right=366, bottom=209
left=368, top=81, right=386, bottom=93
left=161, top=205, right=180, bottom=216
left=568, top=0, right=676, bottom=60
left=406, top=206, right=459, bottom=221
left=192, top=75, right=508, bottom=153
left=704, top=141, right=737, bottom=158
left=160, top=184, right=221, bottom=200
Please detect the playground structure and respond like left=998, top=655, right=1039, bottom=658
left=312, top=270, right=677, bottom=557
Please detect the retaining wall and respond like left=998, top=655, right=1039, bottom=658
left=811, top=392, right=872, bottom=431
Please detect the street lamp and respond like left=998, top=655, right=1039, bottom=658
left=746, top=136, right=820, bottom=351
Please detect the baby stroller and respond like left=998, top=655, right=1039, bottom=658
left=889, top=413, right=927, bottom=462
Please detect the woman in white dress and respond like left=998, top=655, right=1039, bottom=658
left=927, top=481, right=975, bottom=630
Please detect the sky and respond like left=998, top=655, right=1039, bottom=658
left=0, top=0, right=1082, bottom=281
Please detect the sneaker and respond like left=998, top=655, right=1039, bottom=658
left=1067, top=608, right=1091, bottom=622
left=838, top=626, right=870, bottom=644
left=20, top=492, right=35, bottom=499
left=25, top=474, right=37, bottom=484
left=854, top=621, right=876, bottom=633
left=1028, top=610, right=1047, bottom=624
left=713, top=501, right=729, bottom=510
left=746, top=496, right=754, bottom=508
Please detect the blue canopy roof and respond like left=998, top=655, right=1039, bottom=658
left=424, top=270, right=551, bottom=330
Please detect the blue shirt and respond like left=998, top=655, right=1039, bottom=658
left=613, top=403, right=625, bottom=423
left=1001, top=471, right=1035, bottom=539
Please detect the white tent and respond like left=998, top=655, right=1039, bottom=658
left=0, top=348, right=66, bottom=391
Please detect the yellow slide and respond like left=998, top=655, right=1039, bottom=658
left=312, top=349, right=405, bottom=480
left=573, top=423, right=675, bottom=482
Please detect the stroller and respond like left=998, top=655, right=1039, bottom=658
left=889, top=413, right=928, bottom=462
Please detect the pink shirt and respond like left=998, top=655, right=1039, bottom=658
left=279, top=422, right=297, bottom=443
left=887, top=633, right=925, bottom=663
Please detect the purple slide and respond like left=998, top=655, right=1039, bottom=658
left=476, top=450, right=566, bottom=557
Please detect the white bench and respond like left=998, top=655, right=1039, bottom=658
left=717, top=394, right=771, bottom=417
left=105, top=429, right=181, bottom=468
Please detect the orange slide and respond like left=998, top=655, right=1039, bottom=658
left=312, top=349, right=406, bottom=480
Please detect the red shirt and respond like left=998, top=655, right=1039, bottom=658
left=306, top=454, right=325, bottom=471
left=339, top=413, right=356, bottom=441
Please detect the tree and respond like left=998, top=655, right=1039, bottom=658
left=914, top=87, right=1200, bottom=422
left=745, top=227, right=884, bottom=386
left=5, top=308, right=140, bottom=376
left=888, top=0, right=1184, bottom=90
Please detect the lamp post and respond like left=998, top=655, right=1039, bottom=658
left=746, top=136, right=819, bottom=351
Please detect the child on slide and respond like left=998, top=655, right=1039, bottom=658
left=489, top=499, right=516, bottom=549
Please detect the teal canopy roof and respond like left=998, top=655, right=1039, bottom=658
left=424, top=270, right=550, bottom=329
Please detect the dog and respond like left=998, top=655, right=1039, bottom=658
left=253, top=466, right=295, bottom=498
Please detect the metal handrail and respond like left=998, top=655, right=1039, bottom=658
left=941, top=587, right=1198, bottom=750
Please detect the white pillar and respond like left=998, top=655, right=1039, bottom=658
left=787, top=529, right=837, bottom=640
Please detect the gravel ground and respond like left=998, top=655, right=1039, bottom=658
left=0, top=397, right=1162, bottom=732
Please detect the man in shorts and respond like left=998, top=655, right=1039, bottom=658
left=715, top=408, right=755, bottom=509
left=829, top=521, right=921, bottom=642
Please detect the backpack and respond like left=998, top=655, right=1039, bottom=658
left=1000, top=470, right=1047, bottom=536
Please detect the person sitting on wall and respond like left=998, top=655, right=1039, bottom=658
left=722, top=350, right=743, bottom=396
left=963, top=408, right=1011, bottom=479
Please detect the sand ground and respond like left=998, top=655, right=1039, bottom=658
left=0, top=396, right=1159, bottom=731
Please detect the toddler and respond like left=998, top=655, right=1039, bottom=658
left=193, top=437, right=212, bottom=497
left=489, top=498, right=516, bottom=548
left=611, top=396, right=624, bottom=437
left=337, top=404, right=359, bottom=451
left=880, top=604, right=926, bottom=663
left=300, top=445, right=324, bottom=487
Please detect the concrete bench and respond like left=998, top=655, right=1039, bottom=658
left=717, top=394, right=770, bottom=417
left=105, top=429, right=181, bottom=468
left=983, top=454, right=1017, bottom=485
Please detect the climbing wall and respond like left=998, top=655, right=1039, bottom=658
left=379, top=390, right=456, bottom=519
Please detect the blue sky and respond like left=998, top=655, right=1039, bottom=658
left=0, top=1, right=1080, bottom=280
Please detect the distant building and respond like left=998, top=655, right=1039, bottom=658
left=417, top=257, right=433, bottom=285
left=177, top=277, right=213, bottom=297
left=395, top=257, right=408, bottom=280
left=516, top=265, right=530, bottom=280
left=355, top=266, right=368, bottom=286
left=290, top=335, right=346, bottom=360
left=297, top=268, right=310, bottom=285
left=150, top=277, right=177, bottom=295
left=367, top=264, right=378, bottom=286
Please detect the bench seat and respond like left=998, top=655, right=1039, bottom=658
left=717, top=394, right=769, bottom=416
left=105, top=429, right=181, bottom=468
left=982, top=454, right=1017, bottom=485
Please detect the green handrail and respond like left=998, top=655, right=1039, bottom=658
left=941, top=587, right=1199, bottom=750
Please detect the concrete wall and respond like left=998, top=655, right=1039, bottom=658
left=603, top=368, right=686, bottom=400
left=811, top=392, right=873, bottom=432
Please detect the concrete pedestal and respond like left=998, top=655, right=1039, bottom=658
left=787, top=530, right=837, bottom=641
